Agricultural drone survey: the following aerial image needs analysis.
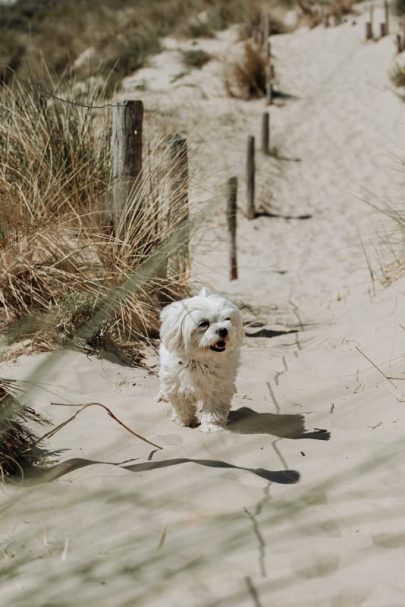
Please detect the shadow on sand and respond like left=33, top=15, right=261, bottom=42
left=228, top=407, right=330, bottom=441
left=245, top=328, right=299, bottom=339
left=20, top=408, right=330, bottom=487
left=25, top=455, right=300, bottom=485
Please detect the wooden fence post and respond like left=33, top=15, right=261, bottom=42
left=265, top=63, right=273, bottom=105
left=380, top=22, right=387, bottom=37
left=402, top=18, right=405, bottom=51
left=112, top=99, right=144, bottom=233
left=365, top=4, right=374, bottom=40
left=246, top=136, right=256, bottom=220
left=261, top=111, right=270, bottom=155
left=266, top=39, right=271, bottom=62
left=396, top=33, right=402, bottom=53
left=384, top=0, right=390, bottom=35
left=169, top=135, right=189, bottom=274
left=226, top=177, right=238, bottom=281
left=262, top=13, right=270, bottom=48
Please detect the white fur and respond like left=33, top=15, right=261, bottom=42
left=159, top=288, right=244, bottom=432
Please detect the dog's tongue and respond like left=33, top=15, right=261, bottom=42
left=210, top=340, right=226, bottom=352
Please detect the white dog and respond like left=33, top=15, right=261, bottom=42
left=159, top=288, right=244, bottom=433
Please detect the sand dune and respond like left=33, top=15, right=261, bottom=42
left=1, top=4, right=405, bottom=606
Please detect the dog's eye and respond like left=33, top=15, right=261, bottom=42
left=224, top=317, right=231, bottom=321
left=198, top=320, right=210, bottom=329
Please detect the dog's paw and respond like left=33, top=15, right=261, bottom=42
left=156, top=392, right=168, bottom=404
left=171, top=412, right=199, bottom=428
left=200, top=412, right=228, bottom=433
left=200, top=422, right=226, bottom=433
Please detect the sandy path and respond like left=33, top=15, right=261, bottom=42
left=1, top=5, right=405, bottom=607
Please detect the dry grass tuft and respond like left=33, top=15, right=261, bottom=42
left=297, top=0, right=355, bottom=28
left=181, top=49, right=212, bottom=70
left=224, top=42, right=267, bottom=100
left=0, top=79, right=190, bottom=364
left=390, top=53, right=405, bottom=88
left=0, top=0, right=278, bottom=92
left=0, top=379, right=49, bottom=478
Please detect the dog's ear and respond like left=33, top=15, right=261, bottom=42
left=236, top=313, right=245, bottom=345
left=160, top=302, right=186, bottom=352
left=231, top=307, right=245, bottom=345
left=199, top=287, right=213, bottom=297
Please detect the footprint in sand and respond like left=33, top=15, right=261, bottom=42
left=293, top=553, right=340, bottom=579
left=372, top=532, right=405, bottom=549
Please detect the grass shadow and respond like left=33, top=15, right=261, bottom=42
left=24, top=455, right=300, bottom=485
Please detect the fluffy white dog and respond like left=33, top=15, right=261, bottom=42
left=159, top=288, right=244, bottom=433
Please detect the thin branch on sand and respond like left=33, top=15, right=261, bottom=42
left=354, top=345, right=397, bottom=389
left=34, top=402, right=163, bottom=450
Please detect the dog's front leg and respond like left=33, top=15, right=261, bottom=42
left=200, top=394, right=232, bottom=433
left=170, top=395, right=199, bottom=428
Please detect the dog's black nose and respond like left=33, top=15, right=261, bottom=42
left=217, top=327, right=228, bottom=338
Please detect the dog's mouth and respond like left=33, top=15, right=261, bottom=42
left=210, top=340, right=226, bottom=352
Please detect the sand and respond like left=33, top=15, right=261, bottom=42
left=1, top=4, right=405, bottom=606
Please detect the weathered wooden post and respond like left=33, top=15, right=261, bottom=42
left=112, top=99, right=144, bottom=233
left=266, top=63, right=273, bottom=105
left=261, top=111, right=270, bottom=155
left=380, top=22, right=387, bottom=37
left=365, top=4, right=374, bottom=40
left=246, top=136, right=256, bottom=220
left=266, top=39, right=272, bottom=62
left=396, top=33, right=402, bottom=53
left=384, top=0, right=390, bottom=35
left=262, top=13, right=270, bottom=48
left=226, top=177, right=238, bottom=281
left=169, top=135, right=189, bottom=274
left=402, top=18, right=405, bottom=51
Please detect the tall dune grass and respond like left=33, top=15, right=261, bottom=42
left=0, top=379, right=48, bottom=478
left=0, top=78, right=190, bottom=363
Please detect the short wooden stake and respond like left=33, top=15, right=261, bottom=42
left=384, top=0, right=390, bottom=35
left=266, top=39, right=271, bottom=62
left=262, top=13, right=270, bottom=47
left=402, top=18, right=405, bottom=51
left=169, top=135, right=189, bottom=274
left=246, top=136, right=256, bottom=220
left=365, top=22, right=373, bottom=40
left=396, top=33, right=402, bottom=53
left=112, top=99, right=144, bottom=233
left=265, top=64, right=273, bottom=105
left=261, top=112, right=270, bottom=155
left=380, top=22, right=387, bottom=38
left=226, top=177, right=238, bottom=281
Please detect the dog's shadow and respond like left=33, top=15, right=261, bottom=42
left=228, top=407, right=330, bottom=440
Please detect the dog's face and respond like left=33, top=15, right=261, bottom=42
left=160, top=289, right=244, bottom=357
